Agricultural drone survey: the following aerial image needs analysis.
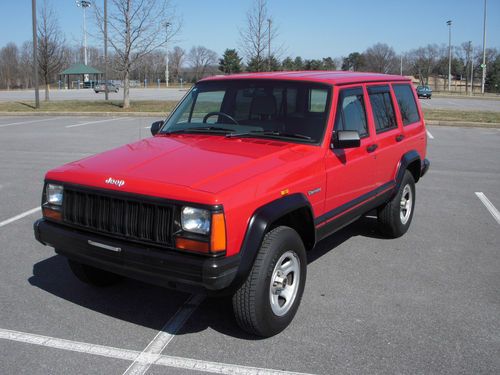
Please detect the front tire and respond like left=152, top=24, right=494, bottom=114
left=232, top=226, right=307, bottom=337
left=378, top=170, right=416, bottom=238
left=68, top=259, right=122, bottom=287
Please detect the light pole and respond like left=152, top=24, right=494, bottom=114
left=104, top=0, right=108, bottom=100
left=31, top=0, right=39, bottom=108
left=267, top=18, right=272, bottom=71
left=165, top=22, right=171, bottom=87
left=447, top=20, right=452, bottom=92
left=76, top=0, right=91, bottom=66
left=481, top=0, right=487, bottom=94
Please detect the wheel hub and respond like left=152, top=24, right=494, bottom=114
left=272, top=272, right=288, bottom=293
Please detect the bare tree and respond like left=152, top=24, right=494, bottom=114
left=19, top=41, right=34, bottom=89
left=0, top=43, right=19, bottom=89
left=37, top=1, right=65, bottom=100
left=94, top=0, right=180, bottom=108
left=169, top=46, right=185, bottom=83
left=406, top=44, right=442, bottom=85
left=363, top=43, right=397, bottom=74
left=188, top=46, right=218, bottom=81
left=240, top=0, right=281, bottom=72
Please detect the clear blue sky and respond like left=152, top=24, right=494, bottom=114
left=1, top=0, right=498, bottom=59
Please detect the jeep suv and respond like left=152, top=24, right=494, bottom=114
left=34, top=72, right=429, bottom=337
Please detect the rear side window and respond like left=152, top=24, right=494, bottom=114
left=368, top=85, right=397, bottom=133
left=334, top=87, right=368, bottom=137
left=309, top=89, right=328, bottom=112
left=393, top=84, right=420, bottom=125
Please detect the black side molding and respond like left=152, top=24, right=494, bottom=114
left=231, top=194, right=314, bottom=289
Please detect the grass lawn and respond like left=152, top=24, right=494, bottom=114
left=0, top=100, right=178, bottom=113
left=422, top=109, right=500, bottom=123
left=0, top=100, right=499, bottom=124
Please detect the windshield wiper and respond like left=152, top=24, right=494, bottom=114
left=164, top=126, right=234, bottom=135
left=226, top=130, right=313, bottom=141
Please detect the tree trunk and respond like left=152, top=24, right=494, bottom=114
left=45, top=83, right=50, bottom=101
left=123, top=69, right=130, bottom=109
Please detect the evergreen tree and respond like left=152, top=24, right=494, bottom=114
left=219, top=49, right=243, bottom=74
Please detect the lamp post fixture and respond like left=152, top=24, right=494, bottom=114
left=446, top=20, right=452, bottom=92
left=76, top=0, right=91, bottom=66
left=165, top=22, right=171, bottom=87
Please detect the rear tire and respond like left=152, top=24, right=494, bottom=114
left=68, top=259, right=122, bottom=287
left=232, top=226, right=307, bottom=337
left=378, top=170, right=416, bottom=238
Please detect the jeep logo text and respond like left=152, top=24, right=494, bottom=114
left=105, top=177, right=125, bottom=187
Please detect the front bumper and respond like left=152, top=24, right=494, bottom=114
left=34, top=219, right=239, bottom=293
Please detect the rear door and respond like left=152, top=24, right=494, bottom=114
left=365, top=84, right=403, bottom=188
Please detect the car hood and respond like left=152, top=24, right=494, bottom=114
left=46, top=134, right=312, bottom=201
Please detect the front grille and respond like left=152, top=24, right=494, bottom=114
left=62, top=188, right=174, bottom=246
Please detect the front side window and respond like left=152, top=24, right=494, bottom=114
left=368, top=85, right=397, bottom=133
left=161, top=80, right=331, bottom=144
left=333, top=87, right=368, bottom=137
left=393, top=84, right=420, bottom=125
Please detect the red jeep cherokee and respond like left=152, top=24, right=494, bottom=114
left=34, top=72, right=429, bottom=337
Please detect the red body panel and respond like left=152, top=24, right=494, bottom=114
left=45, top=72, right=427, bottom=257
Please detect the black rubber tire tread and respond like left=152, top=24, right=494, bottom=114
left=378, top=170, right=416, bottom=238
left=232, top=226, right=306, bottom=337
left=68, top=259, right=122, bottom=287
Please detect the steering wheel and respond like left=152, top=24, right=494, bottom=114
left=203, top=111, right=239, bottom=125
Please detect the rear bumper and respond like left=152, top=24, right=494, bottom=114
left=421, top=158, right=430, bottom=178
left=34, top=219, right=239, bottom=293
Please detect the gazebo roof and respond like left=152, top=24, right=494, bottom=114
left=61, top=63, right=102, bottom=75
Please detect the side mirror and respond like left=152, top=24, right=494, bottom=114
left=150, top=120, right=164, bottom=136
left=332, top=130, right=361, bottom=149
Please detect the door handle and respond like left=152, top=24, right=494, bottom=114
left=367, top=144, right=378, bottom=153
left=395, top=134, right=405, bottom=142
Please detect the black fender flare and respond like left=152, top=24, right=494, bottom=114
left=394, top=150, right=421, bottom=194
left=230, top=193, right=315, bottom=289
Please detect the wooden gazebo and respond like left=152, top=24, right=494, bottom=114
left=60, top=63, right=103, bottom=89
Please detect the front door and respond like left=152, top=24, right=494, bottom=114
left=323, top=85, right=378, bottom=222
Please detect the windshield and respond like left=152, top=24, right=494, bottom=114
left=160, top=80, right=331, bottom=144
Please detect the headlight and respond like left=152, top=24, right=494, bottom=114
left=181, top=206, right=210, bottom=235
left=46, top=184, right=64, bottom=206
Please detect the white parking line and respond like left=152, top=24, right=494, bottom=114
left=0, top=207, right=41, bottom=228
left=0, top=117, right=56, bottom=128
left=123, top=294, right=205, bottom=375
left=66, top=118, right=122, bottom=128
left=426, top=130, right=434, bottom=139
left=475, top=192, right=500, bottom=225
left=0, top=328, right=313, bottom=375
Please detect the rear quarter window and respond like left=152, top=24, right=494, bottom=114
left=393, top=84, right=420, bottom=125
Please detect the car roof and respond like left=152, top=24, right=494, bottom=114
left=199, top=71, right=410, bottom=86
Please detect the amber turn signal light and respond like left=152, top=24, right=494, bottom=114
left=210, top=213, right=226, bottom=252
left=175, top=237, right=209, bottom=253
left=43, top=207, right=62, bottom=221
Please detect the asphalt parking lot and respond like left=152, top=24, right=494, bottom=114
left=0, top=115, right=499, bottom=374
